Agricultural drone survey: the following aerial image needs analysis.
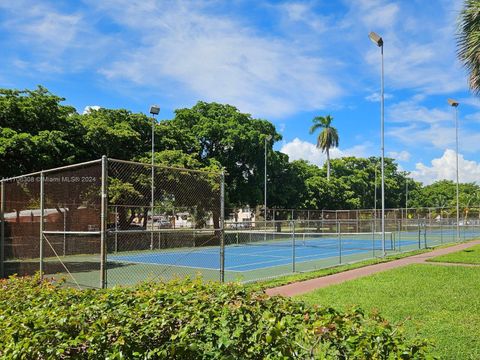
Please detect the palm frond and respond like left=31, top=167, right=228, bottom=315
left=311, top=114, right=338, bottom=152
left=458, top=0, right=480, bottom=94
left=309, top=123, right=322, bottom=134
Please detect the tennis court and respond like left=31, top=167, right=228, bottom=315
left=111, top=242, right=370, bottom=272
left=28, top=226, right=476, bottom=288
left=105, top=231, right=419, bottom=283
left=3, top=158, right=480, bottom=288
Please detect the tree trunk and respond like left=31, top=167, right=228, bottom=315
left=118, top=207, right=136, bottom=229
left=142, top=208, right=148, bottom=228
left=326, top=148, right=331, bottom=180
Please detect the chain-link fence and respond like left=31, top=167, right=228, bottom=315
left=221, top=217, right=480, bottom=282
left=0, top=157, right=224, bottom=288
left=2, top=161, right=480, bottom=287
left=105, top=159, right=223, bottom=287
left=226, top=206, right=480, bottom=227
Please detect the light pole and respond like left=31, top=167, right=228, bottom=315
left=374, top=161, right=378, bottom=232
left=264, top=134, right=272, bottom=224
left=405, top=173, right=409, bottom=226
left=369, top=31, right=386, bottom=256
left=149, top=105, right=160, bottom=250
left=448, top=99, right=460, bottom=241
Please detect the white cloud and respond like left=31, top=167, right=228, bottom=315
left=356, top=0, right=400, bottom=29
left=0, top=1, right=113, bottom=73
left=388, top=123, right=455, bottom=150
left=390, top=122, right=480, bottom=154
left=280, top=138, right=370, bottom=166
left=388, top=150, right=410, bottom=162
left=465, top=112, right=480, bottom=122
left=276, top=2, right=330, bottom=33
left=386, top=95, right=480, bottom=153
left=94, top=1, right=342, bottom=118
left=365, top=92, right=393, bottom=102
left=82, top=105, right=101, bottom=114
left=388, top=98, right=452, bottom=124
left=350, top=0, right=466, bottom=95
left=412, top=149, right=480, bottom=185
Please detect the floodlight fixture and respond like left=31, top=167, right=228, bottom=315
left=448, top=98, right=459, bottom=107
left=150, top=105, right=160, bottom=115
left=368, top=32, right=383, bottom=47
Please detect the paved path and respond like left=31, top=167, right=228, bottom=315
left=265, top=240, right=480, bottom=297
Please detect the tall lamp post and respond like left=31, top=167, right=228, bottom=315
left=149, top=105, right=160, bottom=249
left=374, top=162, right=377, bottom=229
left=264, top=135, right=272, bottom=224
left=369, top=31, right=386, bottom=256
left=448, top=99, right=460, bottom=242
left=405, top=174, right=409, bottom=227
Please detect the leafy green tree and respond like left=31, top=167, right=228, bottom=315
left=171, top=102, right=280, bottom=209
left=408, top=180, right=480, bottom=219
left=458, top=0, right=480, bottom=94
left=304, top=176, right=359, bottom=210
left=0, top=87, right=83, bottom=177
left=79, top=108, right=153, bottom=159
left=309, top=115, right=339, bottom=180
left=267, top=157, right=322, bottom=209
left=0, top=86, right=77, bottom=134
left=109, top=151, right=223, bottom=229
left=325, top=157, right=420, bottom=210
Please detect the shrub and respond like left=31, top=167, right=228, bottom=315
left=0, top=275, right=433, bottom=359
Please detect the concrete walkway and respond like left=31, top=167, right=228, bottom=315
left=265, top=240, right=480, bottom=297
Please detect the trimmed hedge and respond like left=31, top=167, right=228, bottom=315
left=0, top=276, right=433, bottom=359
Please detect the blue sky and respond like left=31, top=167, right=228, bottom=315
left=1, top=0, right=480, bottom=185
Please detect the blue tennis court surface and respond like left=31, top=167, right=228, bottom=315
left=109, top=238, right=418, bottom=272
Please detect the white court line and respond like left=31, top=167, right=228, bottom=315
left=225, top=250, right=341, bottom=270
left=226, top=257, right=294, bottom=270
left=225, top=248, right=368, bottom=270
left=109, top=258, right=244, bottom=273
left=226, top=251, right=289, bottom=259
left=110, top=247, right=370, bottom=273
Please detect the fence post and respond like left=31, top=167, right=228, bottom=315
left=372, top=219, right=375, bottom=258
left=63, top=205, right=67, bottom=256
left=150, top=158, right=155, bottom=251
left=115, top=206, right=118, bottom=253
left=307, top=210, right=310, bottom=231
left=338, top=220, right=342, bottom=264
left=39, top=171, right=44, bottom=279
left=424, top=223, right=427, bottom=248
left=321, top=210, right=324, bottom=232
left=0, top=180, right=4, bottom=278
left=440, top=220, right=443, bottom=244
left=292, top=220, right=296, bottom=273
left=356, top=210, right=359, bottom=232
left=397, top=220, right=401, bottom=252
left=417, top=216, right=421, bottom=249
left=100, top=156, right=108, bottom=289
left=220, top=171, right=225, bottom=283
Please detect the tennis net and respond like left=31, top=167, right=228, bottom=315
left=225, top=231, right=394, bottom=250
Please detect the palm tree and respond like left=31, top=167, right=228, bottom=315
left=309, top=115, right=339, bottom=180
left=458, top=0, right=480, bottom=94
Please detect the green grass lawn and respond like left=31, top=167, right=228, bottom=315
left=428, top=244, right=480, bottom=265
left=248, top=248, right=434, bottom=291
left=298, top=264, right=480, bottom=359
